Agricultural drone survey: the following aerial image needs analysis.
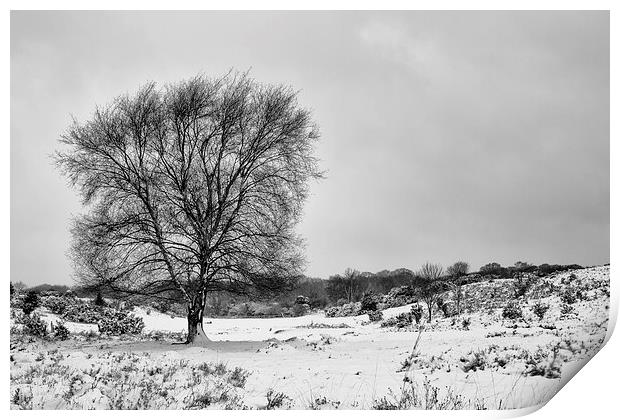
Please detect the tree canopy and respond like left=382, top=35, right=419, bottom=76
left=56, top=72, right=322, bottom=343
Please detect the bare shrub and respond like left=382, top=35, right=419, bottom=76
left=265, top=389, right=292, bottom=409
left=417, top=262, right=445, bottom=322
left=461, top=350, right=487, bottom=372
left=373, top=378, right=486, bottom=410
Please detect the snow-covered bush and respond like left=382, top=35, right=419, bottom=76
left=560, top=286, right=583, bottom=305
left=524, top=346, right=561, bottom=378
left=61, top=302, right=104, bottom=323
left=10, top=291, right=24, bottom=310
left=360, top=291, right=378, bottom=312
left=227, top=302, right=291, bottom=318
left=22, top=291, right=40, bottom=315
left=438, top=299, right=457, bottom=317
left=324, top=302, right=362, bottom=318
left=382, top=286, right=417, bottom=309
left=52, top=321, right=70, bottom=340
left=325, top=306, right=339, bottom=317
left=368, top=310, right=383, bottom=322
left=40, top=295, right=74, bottom=315
left=20, top=313, right=47, bottom=337
left=265, top=389, right=292, bottom=409
left=502, top=301, right=523, bottom=320
left=532, top=302, right=550, bottom=320
left=461, top=350, right=487, bottom=372
left=98, top=311, right=145, bottom=335
left=40, top=296, right=146, bottom=336
left=513, top=273, right=537, bottom=298
left=381, top=312, right=413, bottom=329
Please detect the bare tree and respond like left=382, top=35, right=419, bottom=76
left=417, top=262, right=445, bottom=322
left=56, top=72, right=322, bottom=344
left=343, top=268, right=360, bottom=303
left=446, top=261, right=469, bottom=315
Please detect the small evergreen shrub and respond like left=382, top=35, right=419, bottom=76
left=94, top=291, right=106, bottom=307
left=502, top=301, right=523, bottom=320
left=22, top=291, right=40, bottom=315
left=21, top=313, right=47, bottom=337
left=361, top=291, right=378, bottom=312
left=532, top=302, right=550, bottom=320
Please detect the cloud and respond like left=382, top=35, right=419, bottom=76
left=359, top=21, right=442, bottom=78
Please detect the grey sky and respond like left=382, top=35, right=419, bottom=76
left=11, top=11, right=609, bottom=286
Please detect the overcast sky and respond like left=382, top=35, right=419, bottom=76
left=11, top=11, right=609, bottom=286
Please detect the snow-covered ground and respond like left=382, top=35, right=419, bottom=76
left=10, top=266, right=610, bottom=410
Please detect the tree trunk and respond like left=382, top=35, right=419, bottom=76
left=426, top=300, right=433, bottom=322
left=186, top=295, right=211, bottom=346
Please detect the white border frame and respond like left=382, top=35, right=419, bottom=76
left=3, top=2, right=616, bottom=419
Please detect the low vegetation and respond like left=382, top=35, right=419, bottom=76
left=10, top=351, right=250, bottom=409
left=9, top=264, right=609, bottom=410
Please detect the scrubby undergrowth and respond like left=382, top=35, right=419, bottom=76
left=10, top=350, right=250, bottom=409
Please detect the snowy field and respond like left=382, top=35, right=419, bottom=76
left=10, top=266, right=610, bottom=410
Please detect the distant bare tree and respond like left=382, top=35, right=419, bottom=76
left=56, top=72, right=322, bottom=344
left=343, top=268, right=360, bottom=303
left=447, top=261, right=469, bottom=315
left=417, top=262, right=445, bottom=322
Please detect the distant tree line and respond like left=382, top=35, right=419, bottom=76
left=12, top=260, right=585, bottom=318
left=478, top=261, right=583, bottom=278
left=284, top=260, right=584, bottom=313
